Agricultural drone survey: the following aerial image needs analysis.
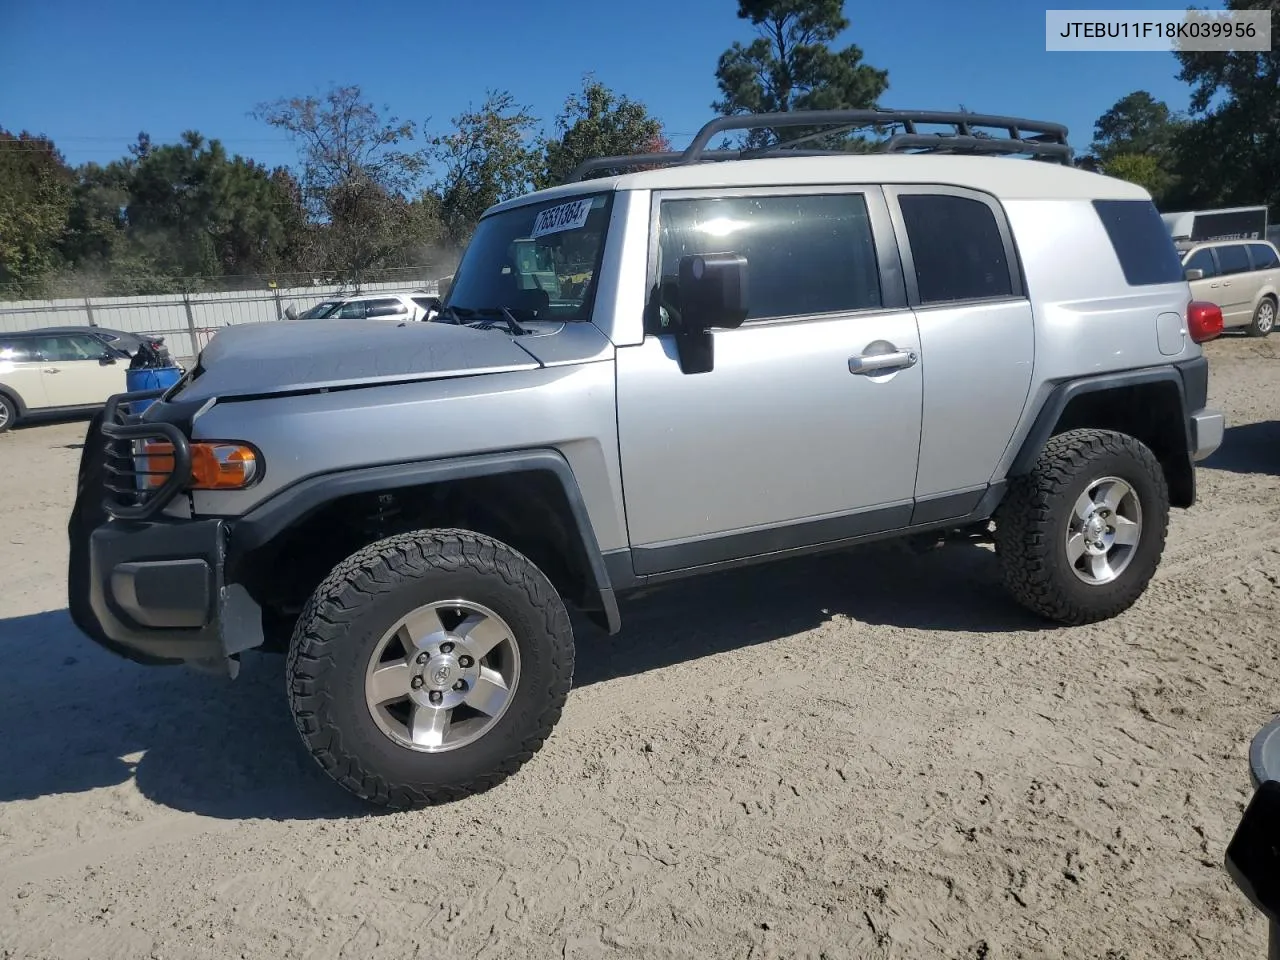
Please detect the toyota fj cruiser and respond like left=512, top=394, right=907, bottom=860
left=67, top=110, right=1227, bottom=809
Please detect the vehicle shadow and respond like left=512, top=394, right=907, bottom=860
left=0, top=541, right=1045, bottom=819
left=575, top=539, right=1049, bottom=686
left=0, top=609, right=372, bottom=821
left=1201, top=421, right=1280, bottom=477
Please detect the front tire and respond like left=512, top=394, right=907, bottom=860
left=1248, top=297, right=1276, bottom=338
left=0, top=393, right=16, bottom=434
left=994, top=429, right=1169, bottom=625
left=286, top=529, right=575, bottom=809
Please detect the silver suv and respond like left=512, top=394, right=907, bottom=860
left=67, top=110, right=1227, bottom=809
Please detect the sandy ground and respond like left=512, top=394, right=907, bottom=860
left=1, top=335, right=1278, bottom=960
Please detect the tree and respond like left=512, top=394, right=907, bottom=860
left=712, top=0, right=888, bottom=147
left=1168, top=0, right=1280, bottom=213
left=255, top=84, right=434, bottom=282
left=1101, top=153, right=1175, bottom=200
left=1090, top=91, right=1183, bottom=164
left=0, top=130, right=74, bottom=296
left=1088, top=92, right=1184, bottom=204
left=430, top=90, right=540, bottom=245
left=538, top=77, right=670, bottom=186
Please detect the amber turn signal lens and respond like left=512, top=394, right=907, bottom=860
left=138, top=440, right=259, bottom=490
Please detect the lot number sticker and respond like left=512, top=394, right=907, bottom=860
left=532, top=199, right=593, bottom=238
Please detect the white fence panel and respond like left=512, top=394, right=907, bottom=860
left=0, top=279, right=441, bottom=364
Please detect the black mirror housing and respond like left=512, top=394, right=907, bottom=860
left=677, top=253, right=748, bottom=332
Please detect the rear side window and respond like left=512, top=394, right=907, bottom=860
left=1249, top=243, right=1280, bottom=270
left=1184, top=248, right=1218, bottom=278
left=364, top=298, right=409, bottom=318
left=1092, top=199, right=1184, bottom=286
left=1216, top=244, right=1251, bottom=276
left=898, top=194, right=1013, bottom=304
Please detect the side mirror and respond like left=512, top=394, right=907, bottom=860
left=1185, top=268, right=1205, bottom=282
left=677, top=253, right=749, bottom=332
left=99, top=353, right=117, bottom=366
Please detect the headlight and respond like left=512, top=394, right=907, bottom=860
left=137, top=440, right=260, bottom=490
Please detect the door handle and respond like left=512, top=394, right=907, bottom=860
left=43, top=367, right=61, bottom=374
left=848, top=349, right=917, bottom=375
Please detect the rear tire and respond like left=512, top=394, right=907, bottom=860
left=994, top=429, right=1169, bottom=625
left=286, top=529, right=574, bottom=810
left=0, top=393, right=16, bottom=434
left=1247, top=297, right=1276, bottom=337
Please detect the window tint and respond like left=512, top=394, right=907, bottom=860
left=898, top=194, right=1013, bottom=303
left=1249, top=243, right=1280, bottom=270
left=411, top=296, right=439, bottom=311
left=35, top=335, right=102, bottom=362
left=334, top=301, right=367, bottom=319
left=655, top=193, right=881, bottom=324
left=0, top=339, right=33, bottom=362
left=1184, top=248, right=1218, bottom=278
left=364, top=298, right=409, bottom=318
left=1216, top=243, right=1251, bottom=276
left=1092, top=199, right=1184, bottom=286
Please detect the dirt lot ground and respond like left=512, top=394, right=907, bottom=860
left=1, top=335, right=1278, bottom=960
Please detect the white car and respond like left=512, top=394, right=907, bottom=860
left=290, top=292, right=440, bottom=323
left=0, top=330, right=130, bottom=433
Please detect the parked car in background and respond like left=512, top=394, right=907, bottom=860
left=288, top=292, right=440, bottom=322
left=1181, top=239, right=1280, bottom=337
left=0, top=330, right=130, bottom=433
left=27, top=325, right=170, bottom=359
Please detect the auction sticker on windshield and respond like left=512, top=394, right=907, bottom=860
left=532, top=199, right=594, bottom=239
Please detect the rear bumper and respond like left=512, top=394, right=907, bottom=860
left=67, top=409, right=263, bottom=668
left=1190, top=408, right=1226, bottom=462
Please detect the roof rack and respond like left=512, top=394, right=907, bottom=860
left=564, top=109, right=1074, bottom=182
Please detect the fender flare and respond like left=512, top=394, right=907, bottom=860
left=229, top=448, right=621, bottom=633
left=1007, top=365, right=1192, bottom=478
left=0, top=384, right=27, bottom=417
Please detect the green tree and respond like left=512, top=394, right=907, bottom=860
left=538, top=77, right=670, bottom=186
left=1090, top=91, right=1184, bottom=164
left=430, top=90, right=540, bottom=245
left=0, top=130, right=74, bottom=296
left=255, top=84, right=436, bottom=282
left=1168, top=0, right=1280, bottom=213
left=712, top=0, right=888, bottom=147
left=1101, top=153, right=1175, bottom=200
left=1088, top=91, right=1184, bottom=204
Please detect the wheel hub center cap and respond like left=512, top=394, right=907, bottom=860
left=1085, top=515, right=1106, bottom=541
left=424, top=654, right=460, bottom=690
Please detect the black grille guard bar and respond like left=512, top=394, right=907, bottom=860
left=99, top=389, right=193, bottom=521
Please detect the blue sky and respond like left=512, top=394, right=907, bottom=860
left=0, top=0, right=1211, bottom=173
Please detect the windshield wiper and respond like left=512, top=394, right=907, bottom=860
left=435, top=305, right=529, bottom=336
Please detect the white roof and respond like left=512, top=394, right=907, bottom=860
left=487, top=154, right=1149, bottom=217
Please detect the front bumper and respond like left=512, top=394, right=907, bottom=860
left=67, top=404, right=263, bottom=668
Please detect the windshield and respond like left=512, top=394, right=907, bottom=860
left=297, top=300, right=343, bottom=319
left=444, top=192, right=613, bottom=322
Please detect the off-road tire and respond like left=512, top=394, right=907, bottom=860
left=286, top=528, right=574, bottom=810
left=0, top=393, right=16, bottom=434
left=1247, top=296, right=1276, bottom=338
left=994, top=429, right=1169, bottom=625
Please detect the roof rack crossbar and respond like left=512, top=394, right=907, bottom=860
left=878, top=133, right=1073, bottom=160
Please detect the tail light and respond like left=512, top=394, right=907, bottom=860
left=1187, top=300, right=1223, bottom=344
left=138, top=440, right=259, bottom=490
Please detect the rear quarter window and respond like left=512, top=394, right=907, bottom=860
left=1250, top=243, right=1280, bottom=270
left=1092, top=199, right=1185, bottom=286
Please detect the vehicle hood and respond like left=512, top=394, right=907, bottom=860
left=172, top=318, right=613, bottom=403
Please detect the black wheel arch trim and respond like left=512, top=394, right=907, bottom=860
left=228, top=449, right=622, bottom=634
left=1008, top=363, right=1196, bottom=478
left=0, top=385, right=27, bottom=417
